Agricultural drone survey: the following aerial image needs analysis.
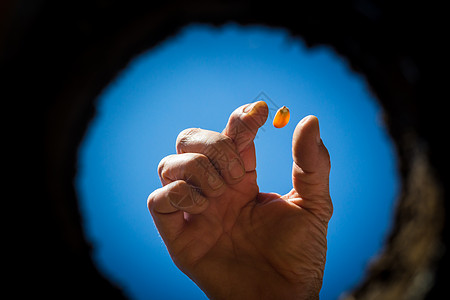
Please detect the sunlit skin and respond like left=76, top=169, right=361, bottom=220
left=148, top=101, right=332, bottom=299
left=273, top=105, right=290, bottom=128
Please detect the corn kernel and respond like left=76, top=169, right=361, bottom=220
left=273, top=106, right=290, bottom=128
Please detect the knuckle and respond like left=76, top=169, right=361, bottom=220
left=186, top=154, right=213, bottom=185
left=205, top=133, right=233, bottom=149
left=220, top=136, right=240, bottom=157
left=170, top=179, right=187, bottom=192
left=157, top=158, right=166, bottom=177
left=218, top=134, right=235, bottom=149
left=146, top=190, right=158, bottom=212
left=318, top=195, right=333, bottom=222
left=190, top=153, right=210, bottom=171
left=176, top=128, right=200, bottom=152
left=157, top=154, right=178, bottom=184
left=204, top=135, right=236, bottom=161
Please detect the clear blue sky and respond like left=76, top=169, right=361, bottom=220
left=76, top=23, right=399, bottom=299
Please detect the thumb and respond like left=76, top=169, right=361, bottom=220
left=291, top=115, right=332, bottom=219
left=222, top=101, right=268, bottom=170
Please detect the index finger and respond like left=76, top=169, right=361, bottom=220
left=222, top=101, right=268, bottom=171
left=222, top=101, right=268, bottom=153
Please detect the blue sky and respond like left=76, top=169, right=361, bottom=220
left=76, top=24, right=399, bottom=299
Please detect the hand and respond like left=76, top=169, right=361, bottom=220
left=147, top=101, right=332, bottom=299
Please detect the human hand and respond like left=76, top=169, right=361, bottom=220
left=147, top=101, right=332, bottom=299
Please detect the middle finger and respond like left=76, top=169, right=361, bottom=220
left=158, top=152, right=226, bottom=198
left=176, top=128, right=246, bottom=184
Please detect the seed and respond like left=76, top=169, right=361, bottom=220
left=273, top=106, right=290, bottom=128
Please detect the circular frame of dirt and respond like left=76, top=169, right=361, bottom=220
left=2, top=1, right=447, bottom=299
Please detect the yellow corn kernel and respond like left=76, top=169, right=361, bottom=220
left=273, top=106, right=290, bottom=128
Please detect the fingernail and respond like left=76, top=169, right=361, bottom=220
left=228, top=158, right=245, bottom=179
left=243, top=102, right=258, bottom=113
left=207, top=172, right=224, bottom=190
